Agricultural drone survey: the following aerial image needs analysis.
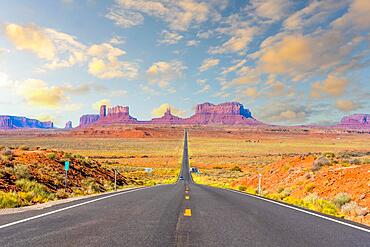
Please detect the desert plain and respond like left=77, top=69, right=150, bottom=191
left=0, top=125, right=369, bottom=225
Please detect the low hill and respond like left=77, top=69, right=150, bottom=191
left=0, top=146, right=142, bottom=208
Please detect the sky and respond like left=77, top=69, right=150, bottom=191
left=0, top=0, right=369, bottom=127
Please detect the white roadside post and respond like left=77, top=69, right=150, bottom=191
left=114, top=169, right=117, bottom=191
left=258, top=173, right=262, bottom=195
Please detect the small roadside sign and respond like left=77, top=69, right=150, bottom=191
left=65, top=161, right=70, bottom=171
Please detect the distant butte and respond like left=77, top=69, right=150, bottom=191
left=0, top=116, right=53, bottom=129
left=78, top=102, right=263, bottom=127
left=336, top=114, right=370, bottom=129
left=0, top=102, right=369, bottom=130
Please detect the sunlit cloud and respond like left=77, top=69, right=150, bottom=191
left=17, top=79, right=65, bottom=108
left=199, top=58, right=219, bottom=72
left=146, top=60, right=186, bottom=89
left=151, top=103, right=185, bottom=117
left=158, top=30, right=183, bottom=45
left=92, top=99, right=111, bottom=111
left=335, top=99, right=360, bottom=112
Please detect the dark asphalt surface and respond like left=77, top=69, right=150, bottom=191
left=0, top=130, right=369, bottom=246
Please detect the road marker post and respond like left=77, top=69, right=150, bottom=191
left=114, top=169, right=117, bottom=191
left=258, top=173, right=262, bottom=195
left=64, top=161, right=70, bottom=189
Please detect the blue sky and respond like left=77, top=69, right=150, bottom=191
left=0, top=0, right=369, bottom=127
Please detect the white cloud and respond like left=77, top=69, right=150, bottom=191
left=92, top=99, right=111, bottom=111
left=17, top=79, right=65, bottom=108
left=311, top=74, right=348, bottom=98
left=244, top=87, right=258, bottom=99
left=257, top=103, right=311, bottom=124
left=335, top=99, right=360, bottom=112
left=105, top=6, right=144, bottom=28
left=195, top=84, right=210, bottom=94
left=151, top=103, right=185, bottom=117
left=106, top=0, right=214, bottom=31
left=158, top=30, right=183, bottom=45
left=249, top=0, right=295, bottom=22
left=186, top=40, right=199, bottom=46
left=87, top=43, right=138, bottom=79
left=146, top=60, right=186, bottom=88
left=199, top=58, right=219, bottom=72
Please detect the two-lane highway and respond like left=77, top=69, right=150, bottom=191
left=0, top=130, right=369, bottom=246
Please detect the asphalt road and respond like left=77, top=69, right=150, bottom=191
left=0, top=130, right=369, bottom=246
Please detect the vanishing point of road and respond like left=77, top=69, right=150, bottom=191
left=0, top=130, right=369, bottom=246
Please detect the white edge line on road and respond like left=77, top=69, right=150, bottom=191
left=224, top=188, right=370, bottom=233
left=0, top=186, right=161, bottom=230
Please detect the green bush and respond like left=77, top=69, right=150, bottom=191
left=19, top=145, right=30, bottom=151
left=13, top=164, right=30, bottom=179
left=333, top=192, right=351, bottom=208
left=82, top=178, right=102, bottom=194
left=230, top=166, right=242, bottom=172
left=312, top=156, right=331, bottom=171
left=0, top=191, right=20, bottom=208
left=15, top=179, right=54, bottom=204
left=2, top=149, right=14, bottom=161
left=238, top=185, right=246, bottom=191
left=48, top=153, right=57, bottom=160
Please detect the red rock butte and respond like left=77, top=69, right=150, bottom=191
left=78, top=102, right=264, bottom=127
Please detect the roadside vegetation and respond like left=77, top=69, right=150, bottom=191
left=192, top=149, right=370, bottom=226
left=0, top=145, right=178, bottom=209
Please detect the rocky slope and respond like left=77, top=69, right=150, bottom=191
left=0, top=147, right=142, bottom=207
left=0, top=116, right=53, bottom=129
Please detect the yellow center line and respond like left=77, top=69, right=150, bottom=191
left=184, top=208, right=192, bottom=217
left=185, top=195, right=190, bottom=200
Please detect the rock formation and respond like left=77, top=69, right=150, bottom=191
left=77, top=102, right=262, bottom=127
left=151, top=108, right=185, bottom=124
left=337, top=114, right=370, bottom=129
left=98, top=105, right=138, bottom=124
left=64, top=121, right=73, bottom=129
left=0, top=116, right=54, bottom=129
left=79, top=114, right=100, bottom=127
left=185, top=102, right=261, bottom=125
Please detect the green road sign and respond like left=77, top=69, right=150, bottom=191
left=65, top=161, right=70, bottom=171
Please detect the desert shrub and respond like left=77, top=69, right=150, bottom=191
left=15, top=179, right=54, bottom=204
left=341, top=202, right=368, bottom=216
left=280, top=188, right=292, bottom=198
left=13, top=164, right=30, bottom=179
left=349, top=159, right=361, bottom=165
left=324, top=152, right=335, bottom=158
left=63, top=153, right=73, bottom=159
left=82, top=177, right=102, bottom=194
left=0, top=191, right=20, bottom=208
left=302, top=194, right=339, bottom=216
left=0, top=146, right=5, bottom=151
left=333, top=192, right=351, bottom=208
left=19, top=145, right=30, bottom=151
left=305, top=183, right=315, bottom=193
left=238, top=185, right=246, bottom=191
left=56, top=189, right=69, bottom=199
left=230, top=166, right=242, bottom=172
left=2, top=149, right=14, bottom=161
left=48, top=153, right=57, bottom=160
left=303, top=193, right=319, bottom=204
left=312, top=156, right=331, bottom=171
